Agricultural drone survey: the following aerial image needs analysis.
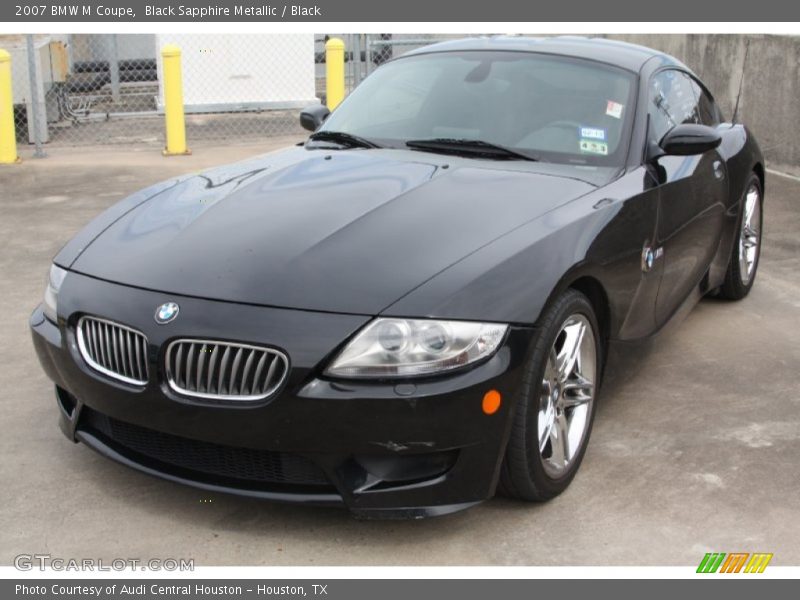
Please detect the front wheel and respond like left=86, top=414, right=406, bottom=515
left=498, top=289, right=601, bottom=501
left=718, top=174, right=763, bottom=300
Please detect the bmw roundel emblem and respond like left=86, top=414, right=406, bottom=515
left=641, top=245, right=664, bottom=273
left=645, top=249, right=655, bottom=270
left=155, top=302, right=179, bottom=324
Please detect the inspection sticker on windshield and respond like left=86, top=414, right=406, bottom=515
left=579, top=127, right=606, bottom=141
left=606, top=100, right=624, bottom=119
left=580, top=139, right=609, bottom=155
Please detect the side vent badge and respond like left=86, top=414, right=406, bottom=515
left=641, top=245, right=664, bottom=273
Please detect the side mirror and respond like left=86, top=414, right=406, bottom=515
left=300, top=104, right=331, bottom=132
left=659, top=123, right=722, bottom=157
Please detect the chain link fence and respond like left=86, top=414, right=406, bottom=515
left=2, top=33, right=798, bottom=171
left=4, top=34, right=53, bottom=156
left=324, top=33, right=467, bottom=94
left=4, top=33, right=166, bottom=150
left=0, top=33, right=464, bottom=154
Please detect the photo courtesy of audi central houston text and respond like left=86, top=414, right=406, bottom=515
left=30, top=37, right=765, bottom=519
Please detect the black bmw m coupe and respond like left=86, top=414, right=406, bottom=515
left=31, top=37, right=764, bottom=518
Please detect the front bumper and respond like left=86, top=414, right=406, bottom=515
left=30, top=272, right=534, bottom=518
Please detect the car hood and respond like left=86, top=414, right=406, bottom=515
left=70, top=147, right=598, bottom=314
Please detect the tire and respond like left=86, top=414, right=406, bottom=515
left=498, top=289, right=602, bottom=501
left=718, top=173, right=763, bottom=300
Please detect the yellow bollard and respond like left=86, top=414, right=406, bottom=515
left=0, top=49, right=20, bottom=164
left=325, top=38, right=345, bottom=111
left=161, top=44, right=190, bottom=156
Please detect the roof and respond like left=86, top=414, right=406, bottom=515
left=402, top=36, right=684, bottom=73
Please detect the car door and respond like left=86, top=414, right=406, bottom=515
left=647, top=69, right=729, bottom=326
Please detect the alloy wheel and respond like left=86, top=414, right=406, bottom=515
left=738, top=184, right=761, bottom=285
left=538, top=313, right=596, bottom=478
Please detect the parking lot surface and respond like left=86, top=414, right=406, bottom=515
left=1, top=143, right=798, bottom=566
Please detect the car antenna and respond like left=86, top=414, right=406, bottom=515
left=731, top=38, right=750, bottom=124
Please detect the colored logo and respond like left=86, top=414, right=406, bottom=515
left=154, top=302, right=179, bottom=324
left=696, top=552, right=773, bottom=573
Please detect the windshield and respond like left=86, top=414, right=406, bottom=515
left=318, top=50, right=637, bottom=166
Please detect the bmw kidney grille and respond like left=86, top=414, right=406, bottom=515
left=76, top=316, right=149, bottom=385
left=165, top=339, right=289, bottom=401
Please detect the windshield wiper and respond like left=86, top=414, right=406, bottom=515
left=405, top=138, right=540, bottom=161
left=307, top=130, right=381, bottom=149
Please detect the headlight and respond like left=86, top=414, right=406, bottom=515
left=325, top=318, right=508, bottom=378
left=43, top=264, right=68, bottom=323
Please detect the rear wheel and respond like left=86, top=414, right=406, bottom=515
left=718, top=174, right=763, bottom=300
left=499, top=289, right=601, bottom=501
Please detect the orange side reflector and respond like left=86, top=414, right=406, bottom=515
left=482, top=390, right=502, bottom=415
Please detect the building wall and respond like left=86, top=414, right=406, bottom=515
left=607, top=34, right=800, bottom=176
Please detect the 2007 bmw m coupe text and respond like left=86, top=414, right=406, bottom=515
left=31, top=37, right=764, bottom=518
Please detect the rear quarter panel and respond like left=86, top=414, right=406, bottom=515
left=707, top=124, right=765, bottom=288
